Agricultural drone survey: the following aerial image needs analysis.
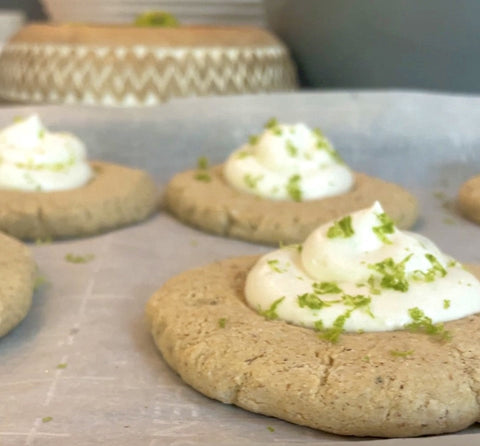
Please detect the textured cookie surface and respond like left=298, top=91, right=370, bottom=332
left=0, top=161, right=158, bottom=240
left=147, top=257, right=480, bottom=438
left=166, top=165, right=418, bottom=245
left=458, top=175, right=480, bottom=225
left=0, top=232, right=36, bottom=337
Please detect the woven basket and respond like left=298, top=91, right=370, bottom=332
left=0, top=24, right=297, bottom=106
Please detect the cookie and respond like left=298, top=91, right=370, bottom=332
left=0, top=161, right=158, bottom=240
left=165, top=165, right=418, bottom=245
left=0, top=231, right=36, bottom=337
left=147, top=256, right=480, bottom=438
left=458, top=175, right=480, bottom=225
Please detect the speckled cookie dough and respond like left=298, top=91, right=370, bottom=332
left=165, top=165, right=418, bottom=245
left=458, top=175, right=480, bottom=225
left=0, top=232, right=36, bottom=337
left=147, top=256, right=480, bottom=438
left=0, top=161, right=158, bottom=240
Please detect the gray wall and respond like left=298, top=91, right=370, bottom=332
left=0, top=0, right=46, bottom=21
left=266, top=0, right=480, bottom=92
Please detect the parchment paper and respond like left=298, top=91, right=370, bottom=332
left=1, top=91, right=480, bottom=445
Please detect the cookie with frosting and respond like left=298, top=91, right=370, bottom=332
left=0, top=115, right=158, bottom=240
left=166, top=119, right=418, bottom=245
left=147, top=204, right=480, bottom=437
left=458, top=175, right=480, bottom=225
left=0, top=231, right=36, bottom=337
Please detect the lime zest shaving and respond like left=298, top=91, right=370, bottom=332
left=369, top=255, right=411, bottom=292
left=312, top=281, right=342, bottom=295
left=65, top=253, right=95, bottom=264
left=404, top=307, right=451, bottom=341
left=194, top=156, right=211, bottom=182
left=372, top=212, right=395, bottom=244
left=259, top=297, right=285, bottom=320
left=244, top=173, right=263, bottom=190
left=390, top=350, right=414, bottom=358
left=326, top=215, right=354, bottom=238
left=286, top=174, right=302, bottom=201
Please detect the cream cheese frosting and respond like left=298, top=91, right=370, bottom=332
left=0, top=115, right=93, bottom=191
left=223, top=119, right=353, bottom=201
left=245, top=202, right=480, bottom=338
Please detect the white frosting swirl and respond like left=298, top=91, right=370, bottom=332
left=245, top=202, right=480, bottom=334
left=223, top=121, right=353, bottom=201
left=0, top=115, right=93, bottom=191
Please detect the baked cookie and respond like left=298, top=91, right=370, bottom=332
left=458, top=175, right=480, bottom=224
left=0, top=231, right=36, bottom=337
left=0, top=161, right=158, bottom=240
left=148, top=204, right=480, bottom=437
left=166, top=165, right=418, bottom=245
left=166, top=121, right=417, bottom=245
left=0, top=115, right=158, bottom=240
left=146, top=256, right=480, bottom=438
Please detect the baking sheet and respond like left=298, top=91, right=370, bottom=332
left=1, top=91, right=480, bottom=445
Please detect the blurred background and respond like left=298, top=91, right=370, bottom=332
left=0, top=0, right=478, bottom=106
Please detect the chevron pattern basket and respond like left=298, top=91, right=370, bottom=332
left=0, top=40, right=297, bottom=106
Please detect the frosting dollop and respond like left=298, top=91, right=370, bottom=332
left=245, top=202, right=480, bottom=337
left=0, top=115, right=93, bottom=191
left=223, top=119, right=354, bottom=201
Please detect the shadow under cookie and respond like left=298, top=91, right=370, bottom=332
left=458, top=175, right=480, bottom=225
left=166, top=165, right=418, bottom=245
left=0, top=161, right=158, bottom=240
left=147, top=256, right=480, bottom=438
left=0, top=232, right=36, bottom=337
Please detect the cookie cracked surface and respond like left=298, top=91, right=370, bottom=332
left=0, top=161, right=158, bottom=240
left=0, top=232, right=36, bottom=337
left=147, top=256, right=480, bottom=438
left=165, top=165, right=418, bottom=245
left=458, top=175, right=480, bottom=225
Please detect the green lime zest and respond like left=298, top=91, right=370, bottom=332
left=218, top=318, right=227, bottom=328
left=56, top=363, right=68, bottom=369
left=35, top=236, right=53, bottom=245
left=367, top=275, right=381, bottom=295
left=286, top=174, right=302, bottom=201
left=390, top=350, right=414, bottom=358
left=194, top=156, right=211, bottom=182
left=369, top=255, right=411, bottom=292
left=244, top=173, right=263, bottom=190
left=264, top=117, right=279, bottom=130
left=65, top=253, right=95, bottom=264
left=443, top=299, right=451, bottom=309
left=312, top=281, right=342, bottom=295
left=134, top=10, right=179, bottom=27
left=313, top=320, right=324, bottom=331
left=259, top=297, right=285, bottom=320
left=267, top=259, right=287, bottom=273
left=236, top=150, right=251, bottom=159
left=42, top=416, right=53, bottom=423
left=248, top=135, right=259, bottom=146
left=320, top=311, right=351, bottom=343
left=34, top=275, right=49, bottom=290
left=286, top=140, right=298, bottom=157
left=412, top=254, right=447, bottom=283
left=373, top=212, right=395, bottom=244
left=404, top=307, right=451, bottom=341
left=297, top=293, right=337, bottom=310
left=341, top=294, right=373, bottom=317
left=326, top=215, right=354, bottom=238
left=197, top=156, right=209, bottom=170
